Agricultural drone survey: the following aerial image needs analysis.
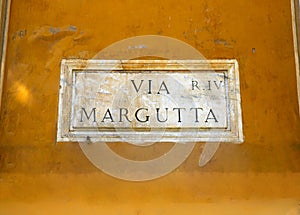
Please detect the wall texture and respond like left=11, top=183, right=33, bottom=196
left=0, top=0, right=300, bottom=214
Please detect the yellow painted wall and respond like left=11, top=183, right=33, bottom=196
left=0, top=0, right=300, bottom=214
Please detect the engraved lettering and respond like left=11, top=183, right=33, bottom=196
left=205, top=109, right=218, bottom=123
left=135, top=108, right=149, bottom=123
left=213, top=80, right=223, bottom=89
left=101, top=108, right=114, bottom=122
left=173, top=108, right=186, bottom=123
left=157, top=81, right=170, bottom=94
left=192, top=80, right=200, bottom=90
left=190, top=107, right=203, bottom=122
left=80, top=107, right=96, bottom=122
left=156, top=108, right=168, bottom=122
left=131, top=80, right=144, bottom=93
left=119, top=108, right=132, bottom=122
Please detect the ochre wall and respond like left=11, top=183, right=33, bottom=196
left=0, top=0, right=300, bottom=214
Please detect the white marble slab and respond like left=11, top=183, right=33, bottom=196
left=57, top=59, right=243, bottom=143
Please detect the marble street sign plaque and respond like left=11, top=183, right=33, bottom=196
left=57, top=59, right=243, bottom=143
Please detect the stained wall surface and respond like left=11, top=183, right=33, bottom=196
left=0, top=0, right=300, bottom=214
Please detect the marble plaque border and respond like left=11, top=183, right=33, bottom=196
left=57, top=59, right=243, bottom=143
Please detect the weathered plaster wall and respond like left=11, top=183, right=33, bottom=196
left=0, top=0, right=299, bottom=214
